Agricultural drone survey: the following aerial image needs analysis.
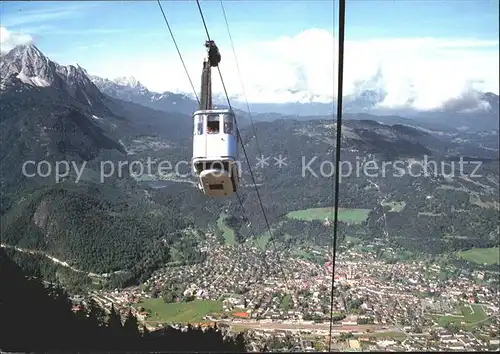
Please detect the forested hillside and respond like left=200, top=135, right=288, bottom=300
left=0, top=45, right=203, bottom=287
left=150, top=118, right=499, bottom=256
left=0, top=249, right=246, bottom=352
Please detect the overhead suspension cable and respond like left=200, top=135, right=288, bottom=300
left=219, top=0, right=262, bottom=153
left=195, top=0, right=293, bottom=294
left=327, top=0, right=346, bottom=351
left=218, top=0, right=283, bottom=252
left=156, top=0, right=200, bottom=105
left=195, top=0, right=282, bottom=253
left=153, top=0, right=329, bottom=349
left=217, top=3, right=306, bottom=348
left=156, top=0, right=274, bottom=269
left=155, top=1, right=259, bottom=245
left=155, top=1, right=300, bottom=347
left=234, top=190, right=258, bottom=240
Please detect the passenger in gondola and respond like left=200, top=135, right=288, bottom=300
left=207, top=124, right=219, bottom=134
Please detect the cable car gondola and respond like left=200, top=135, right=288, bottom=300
left=192, top=40, right=239, bottom=197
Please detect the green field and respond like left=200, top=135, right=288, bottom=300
left=217, top=213, right=236, bottom=245
left=381, top=201, right=406, bottom=212
left=280, top=294, right=292, bottom=310
left=252, top=220, right=290, bottom=250
left=287, top=207, right=370, bottom=224
left=137, top=298, right=224, bottom=324
left=457, top=247, right=499, bottom=265
left=462, top=304, right=488, bottom=323
left=75, top=166, right=102, bottom=183
left=134, top=174, right=155, bottom=182
left=433, top=304, right=489, bottom=327
left=255, top=231, right=271, bottom=250
left=344, top=235, right=360, bottom=243
left=290, top=248, right=325, bottom=264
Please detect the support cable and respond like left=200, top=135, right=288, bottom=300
left=327, top=0, right=346, bottom=350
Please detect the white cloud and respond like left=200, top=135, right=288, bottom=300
left=0, top=26, right=34, bottom=53
left=83, top=28, right=499, bottom=111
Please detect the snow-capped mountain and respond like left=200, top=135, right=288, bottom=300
left=0, top=44, right=128, bottom=169
left=0, top=44, right=194, bottom=170
left=113, top=76, right=142, bottom=88
left=91, top=73, right=332, bottom=115
left=91, top=75, right=198, bottom=115
left=0, top=45, right=107, bottom=111
left=90, top=75, right=150, bottom=99
left=90, top=75, right=259, bottom=126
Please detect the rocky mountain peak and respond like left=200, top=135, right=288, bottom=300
left=0, top=44, right=105, bottom=107
left=113, top=76, right=142, bottom=88
left=1, top=44, right=53, bottom=87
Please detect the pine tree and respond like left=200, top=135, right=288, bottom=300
left=106, top=303, right=123, bottom=347
left=123, top=308, right=140, bottom=342
left=234, top=333, right=246, bottom=352
left=107, top=304, right=123, bottom=331
left=88, top=299, right=108, bottom=348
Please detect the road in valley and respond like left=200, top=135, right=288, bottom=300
left=216, top=319, right=400, bottom=334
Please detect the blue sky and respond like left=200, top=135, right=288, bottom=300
left=1, top=0, right=498, bottom=106
left=2, top=0, right=498, bottom=61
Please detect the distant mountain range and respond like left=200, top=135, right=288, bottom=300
left=2, top=43, right=496, bottom=132
left=90, top=75, right=197, bottom=116
left=89, top=73, right=499, bottom=132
